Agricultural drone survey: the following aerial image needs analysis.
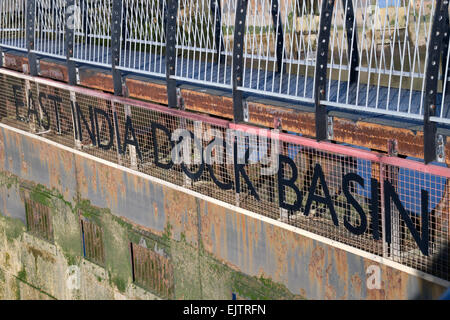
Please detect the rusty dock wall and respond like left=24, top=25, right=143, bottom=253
left=0, top=124, right=447, bottom=299
left=0, top=110, right=448, bottom=299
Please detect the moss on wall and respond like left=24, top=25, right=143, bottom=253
left=0, top=170, right=300, bottom=300
left=1, top=215, right=25, bottom=243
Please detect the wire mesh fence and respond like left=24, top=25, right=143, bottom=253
left=0, top=68, right=448, bottom=282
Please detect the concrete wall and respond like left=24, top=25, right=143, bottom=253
left=0, top=125, right=446, bottom=299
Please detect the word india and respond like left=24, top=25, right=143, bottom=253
left=11, top=85, right=431, bottom=256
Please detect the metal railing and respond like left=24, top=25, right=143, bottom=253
left=119, top=0, right=166, bottom=77
left=72, top=0, right=112, bottom=67
left=34, top=0, right=67, bottom=58
left=324, top=0, right=433, bottom=120
left=240, top=0, right=320, bottom=102
left=174, top=0, right=235, bottom=88
left=0, top=0, right=450, bottom=163
left=0, top=0, right=27, bottom=51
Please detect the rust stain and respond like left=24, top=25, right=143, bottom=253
left=39, top=61, right=68, bottom=82
left=248, top=101, right=316, bottom=137
left=79, top=69, right=114, bottom=93
left=164, top=186, right=198, bottom=245
left=333, top=247, right=349, bottom=285
left=153, top=201, right=158, bottom=220
left=182, top=89, right=233, bottom=118
left=308, top=246, right=325, bottom=283
left=126, top=78, right=168, bottom=105
left=325, top=263, right=337, bottom=300
left=329, top=246, right=349, bottom=299
left=333, top=119, right=424, bottom=159
left=351, top=273, right=362, bottom=297
left=238, top=214, right=247, bottom=270
left=383, top=266, right=404, bottom=299
left=446, top=143, right=450, bottom=166
left=4, top=53, right=29, bottom=73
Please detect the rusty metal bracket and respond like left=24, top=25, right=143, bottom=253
left=166, top=0, right=178, bottom=108
left=314, top=0, right=334, bottom=141
left=243, top=101, right=249, bottom=122
left=111, top=0, right=124, bottom=96
left=271, top=0, right=284, bottom=73
left=176, top=88, right=185, bottom=110
left=436, top=134, right=446, bottom=163
left=232, top=0, right=249, bottom=123
left=327, top=116, right=334, bottom=140
left=210, top=0, right=225, bottom=63
left=26, top=0, right=38, bottom=76
left=65, top=0, right=77, bottom=85
left=342, top=0, right=359, bottom=83
left=424, top=0, right=449, bottom=164
left=274, top=117, right=282, bottom=130
left=388, top=139, right=398, bottom=157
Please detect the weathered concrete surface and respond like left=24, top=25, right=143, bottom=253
left=0, top=125, right=447, bottom=299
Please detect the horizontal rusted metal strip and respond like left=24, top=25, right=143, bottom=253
left=3, top=66, right=448, bottom=180
left=1, top=53, right=448, bottom=165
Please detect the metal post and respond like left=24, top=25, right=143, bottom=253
left=314, top=0, right=334, bottom=141
left=232, top=0, right=249, bottom=123
left=441, top=7, right=450, bottom=90
left=271, top=0, right=283, bottom=73
left=111, top=0, right=123, bottom=96
left=121, top=0, right=128, bottom=55
left=424, top=0, right=449, bottom=164
left=66, top=0, right=77, bottom=85
left=70, top=91, right=82, bottom=149
left=342, top=0, right=358, bottom=83
left=166, top=0, right=178, bottom=108
left=26, top=0, right=38, bottom=76
left=210, top=0, right=225, bottom=63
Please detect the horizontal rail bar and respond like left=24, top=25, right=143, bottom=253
left=2, top=0, right=450, bottom=162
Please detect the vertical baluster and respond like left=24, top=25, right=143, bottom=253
left=424, top=0, right=449, bottom=164
left=27, top=0, right=38, bottom=75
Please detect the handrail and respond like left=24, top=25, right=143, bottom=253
left=0, top=0, right=449, bottom=164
